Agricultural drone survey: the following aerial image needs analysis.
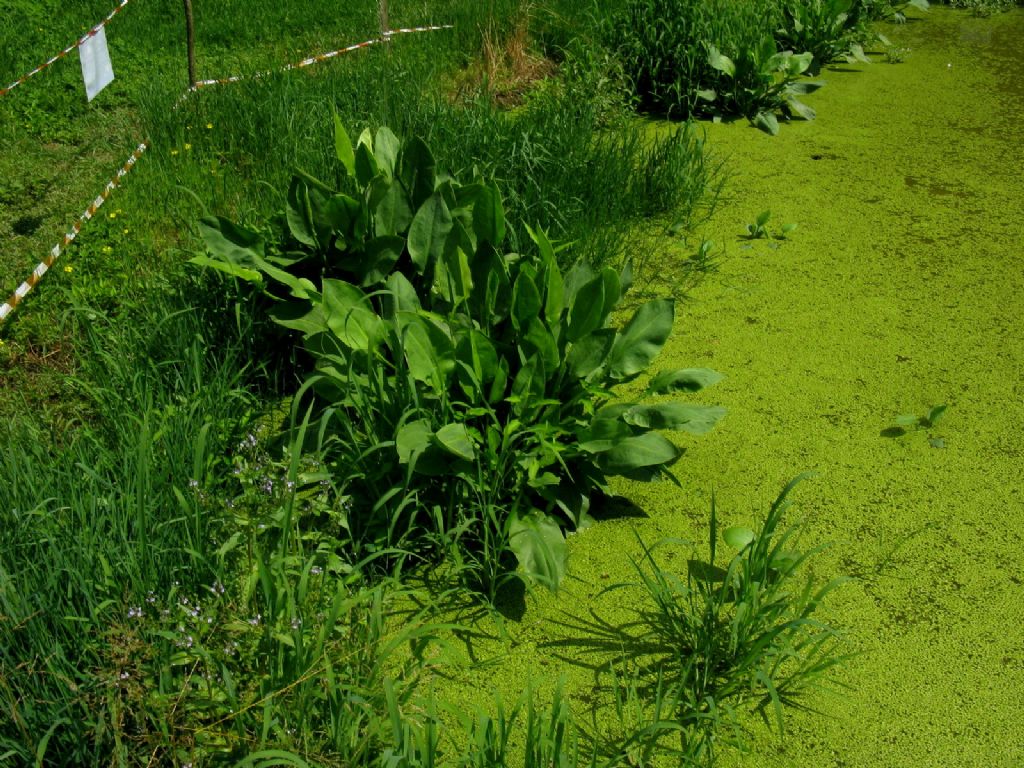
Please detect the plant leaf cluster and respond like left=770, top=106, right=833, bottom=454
left=193, top=119, right=725, bottom=596
left=603, top=476, right=851, bottom=764
left=609, top=0, right=906, bottom=133
left=704, top=41, right=824, bottom=135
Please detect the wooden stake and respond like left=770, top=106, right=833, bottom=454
left=379, top=0, right=389, bottom=43
left=182, top=0, right=196, bottom=88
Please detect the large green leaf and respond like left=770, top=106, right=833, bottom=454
left=754, top=111, right=780, bottom=136
left=455, top=329, right=499, bottom=392
left=562, top=263, right=596, bottom=312
left=398, top=136, right=436, bottom=210
left=286, top=178, right=317, bottom=247
left=488, top=356, right=510, bottom=405
left=396, top=419, right=432, bottom=465
left=268, top=301, right=327, bottom=336
left=472, top=182, right=506, bottom=246
left=432, top=423, right=476, bottom=462
left=577, top=415, right=637, bottom=453
left=322, top=279, right=383, bottom=350
left=511, top=268, right=542, bottom=333
left=437, top=238, right=473, bottom=306
left=708, top=46, right=736, bottom=78
left=566, top=274, right=606, bottom=343
left=382, top=272, right=420, bottom=317
left=597, top=432, right=681, bottom=474
left=521, top=320, right=559, bottom=376
left=188, top=253, right=262, bottom=284
left=622, top=403, right=726, bottom=435
left=398, top=312, right=454, bottom=392
left=251, top=254, right=317, bottom=299
left=333, top=111, right=355, bottom=178
left=483, top=256, right=512, bottom=325
left=508, top=511, right=567, bottom=590
left=199, top=216, right=264, bottom=264
left=358, top=236, right=403, bottom=286
left=600, top=267, right=621, bottom=320
left=566, top=329, right=615, bottom=379
left=354, top=139, right=379, bottom=188
left=374, top=126, right=401, bottom=178
left=373, top=180, right=414, bottom=237
left=510, top=355, right=545, bottom=417
left=646, top=368, right=724, bottom=395
left=407, top=192, right=453, bottom=274
left=785, top=96, right=816, bottom=122
left=314, top=192, right=361, bottom=248
left=607, top=299, right=675, bottom=381
left=724, top=526, right=755, bottom=550
left=541, top=261, right=564, bottom=327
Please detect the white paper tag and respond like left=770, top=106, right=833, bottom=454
left=80, top=26, right=114, bottom=102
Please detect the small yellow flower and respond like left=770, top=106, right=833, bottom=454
left=102, top=246, right=113, bottom=255
left=170, top=149, right=179, bottom=156
left=206, top=122, right=213, bottom=130
left=123, top=228, right=129, bottom=235
left=64, top=265, right=73, bottom=273
left=108, top=211, right=116, bottom=219
left=184, top=143, right=192, bottom=151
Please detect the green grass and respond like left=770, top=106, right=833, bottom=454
left=0, top=1, right=730, bottom=762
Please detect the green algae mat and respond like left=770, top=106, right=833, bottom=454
left=425, top=8, right=1024, bottom=767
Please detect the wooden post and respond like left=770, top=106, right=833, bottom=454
left=182, top=0, right=196, bottom=88
left=378, top=0, right=389, bottom=43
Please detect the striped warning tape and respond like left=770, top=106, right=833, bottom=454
left=0, top=143, right=148, bottom=322
left=190, top=25, right=453, bottom=90
left=0, top=23, right=452, bottom=324
left=0, top=0, right=133, bottom=99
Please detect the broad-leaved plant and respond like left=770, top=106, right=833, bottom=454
left=192, top=118, right=725, bottom=595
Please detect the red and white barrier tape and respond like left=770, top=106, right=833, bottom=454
left=1, top=23, right=452, bottom=324
left=190, top=25, right=453, bottom=90
left=0, top=143, right=148, bottom=322
left=0, top=0, right=132, bottom=99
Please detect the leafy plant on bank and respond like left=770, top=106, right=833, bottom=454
left=776, top=0, right=873, bottom=75
left=610, top=0, right=828, bottom=132
left=944, top=0, right=1017, bottom=16
left=704, top=38, right=825, bottom=135
left=862, top=0, right=930, bottom=22
left=605, top=476, right=851, bottom=765
left=193, top=119, right=725, bottom=597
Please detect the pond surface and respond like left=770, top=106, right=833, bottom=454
left=431, top=9, right=1024, bottom=767
left=666, top=7, right=1024, bottom=766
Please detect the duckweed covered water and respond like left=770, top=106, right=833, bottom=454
left=427, top=9, right=1024, bottom=766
